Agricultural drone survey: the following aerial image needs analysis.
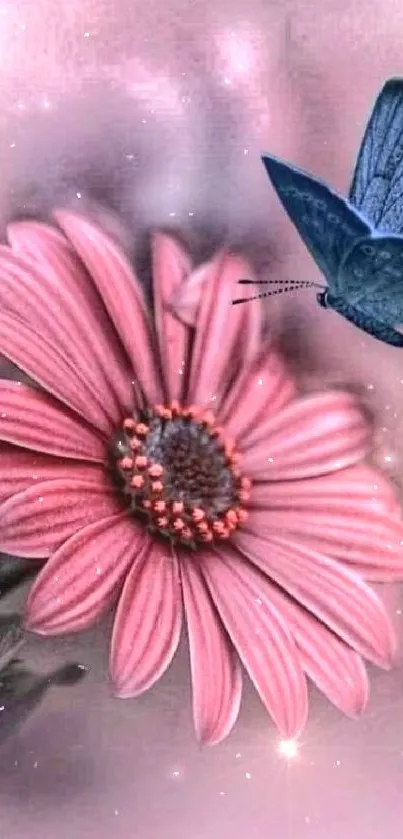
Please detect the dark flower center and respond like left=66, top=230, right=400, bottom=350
left=111, top=401, right=250, bottom=548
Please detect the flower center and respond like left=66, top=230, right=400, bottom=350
left=111, top=401, right=251, bottom=548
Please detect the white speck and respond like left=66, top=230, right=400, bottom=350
left=235, top=752, right=241, bottom=759
left=304, top=816, right=311, bottom=825
left=188, top=211, right=194, bottom=217
left=84, top=31, right=90, bottom=38
left=267, top=456, right=274, bottom=463
left=245, top=772, right=252, bottom=780
left=42, top=99, right=51, bottom=110
left=243, top=148, right=249, bottom=155
left=257, top=378, right=263, bottom=386
left=366, top=383, right=374, bottom=391
left=384, top=455, right=393, bottom=462
left=396, top=609, right=402, bottom=616
left=141, top=119, right=147, bottom=124
left=169, top=212, right=176, bottom=217
left=126, top=153, right=134, bottom=161
left=219, top=791, right=225, bottom=797
left=336, top=759, right=341, bottom=767
left=224, top=77, right=230, bottom=85
left=33, top=761, right=38, bottom=769
left=1, top=412, right=7, bottom=418
left=0, top=705, right=5, bottom=712
left=16, top=101, right=25, bottom=110
left=172, top=770, right=180, bottom=778
left=20, top=23, right=26, bottom=30
left=255, top=597, right=262, bottom=605
left=10, top=142, right=16, bottom=148
left=114, top=809, right=119, bottom=816
left=38, top=497, right=44, bottom=503
left=76, top=192, right=82, bottom=199
left=96, top=567, right=102, bottom=576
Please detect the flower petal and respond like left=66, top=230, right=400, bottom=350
left=0, top=443, right=103, bottom=504
left=152, top=233, right=191, bottom=402
left=241, top=392, right=371, bottom=480
left=200, top=545, right=308, bottom=737
left=245, top=496, right=403, bottom=582
left=180, top=552, right=242, bottom=745
left=187, top=253, right=261, bottom=410
left=0, top=477, right=121, bottom=557
left=4, top=224, right=134, bottom=423
left=264, top=583, right=369, bottom=717
left=0, top=381, right=105, bottom=461
left=219, top=347, right=296, bottom=441
left=25, top=514, right=142, bottom=633
left=234, top=530, right=396, bottom=668
left=0, top=311, right=112, bottom=435
left=54, top=211, right=164, bottom=405
left=170, top=261, right=211, bottom=327
left=110, top=539, right=182, bottom=697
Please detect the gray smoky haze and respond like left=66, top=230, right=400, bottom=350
left=1, top=81, right=273, bottom=265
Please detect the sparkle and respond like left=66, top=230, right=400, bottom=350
left=277, top=738, right=300, bottom=760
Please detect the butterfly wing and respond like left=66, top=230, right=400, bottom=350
left=337, top=234, right=403, bottom=325
left=349, top=78, right=403, bottom=233
left=262, top=154, right=371, bottom=291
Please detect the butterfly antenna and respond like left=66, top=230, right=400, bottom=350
left=233, top=278, right=324, bottom=304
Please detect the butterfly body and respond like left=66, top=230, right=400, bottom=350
left=259, top=78, right=403, bottom=346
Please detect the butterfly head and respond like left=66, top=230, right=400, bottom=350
left=316, top=289, right=331, bottom=308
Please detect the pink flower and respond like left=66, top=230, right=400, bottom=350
left=0, top=213, right=402, bottom=745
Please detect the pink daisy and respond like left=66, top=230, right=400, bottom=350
left=0, top=213, right=402, bottom=746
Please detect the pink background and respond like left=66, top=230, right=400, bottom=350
left=1, top=0, right=403, bottom=837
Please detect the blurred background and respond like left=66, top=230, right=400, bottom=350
left=1, top=0, right=403, bottom=837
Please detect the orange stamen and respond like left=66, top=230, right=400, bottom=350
left=134, top=455, right=148, bottom=469
left=148, top=463, right=163, bottom=478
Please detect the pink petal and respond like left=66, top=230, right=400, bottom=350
left=110, top=539, right=182, bottom=697
left=180, top=552, right=242, bottom=745
left=170, top=261, right=211, bottom=327
left=246, top=466, right=403, bottom=580
left=241, top=392, right=371, bottom=480
left=4, top=224, right=134, bottom=423
left=0, top=443, right=103, bottom=504
left=0, top=381, right=105, bottom=461
left=0, top=477, right=121, bottom=557
left=200, top=545, right=308, bottom=737
left=234, top=530, right=396, bottom=668
left=152, top=233, right=191, bottom=402
left=0, top=311, right=112, bottom=436
left=187, top=253, right=261, bottom=410
left=25, top=514, right=142, bottom=633
left=253, top=512, right=403, bottom=582
left=264, top=583, right=369, bottom=717
left=54, top=211, right=164, bottom=406
left=219, top=347, right=296, bottom=441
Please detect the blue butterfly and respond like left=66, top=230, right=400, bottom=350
left=235, top=78, right=403, bottom=347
